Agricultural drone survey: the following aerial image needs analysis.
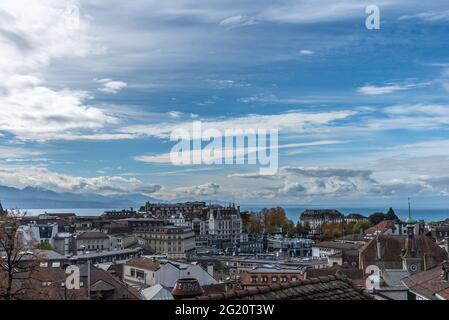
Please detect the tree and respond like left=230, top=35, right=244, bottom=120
left=36, top=243, right=53, bottom=250
left=0, top=210, right=43, bottom=300
left=320, top=222, right=353, bottom=240
left=385, top=208, right=399, bottom=221
left=263, top=207, right=295, bottom=235
left=369, top=212, right=386, bottom=225
left=296, top=221, right=310, bottom=236
left=245, top=214, right=263, bottom=235
left=352, top=220, right=372, bottom=234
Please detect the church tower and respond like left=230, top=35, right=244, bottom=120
left=401, top=198, right=422, bottom=274
left=0, top=200, right=5, bottom=215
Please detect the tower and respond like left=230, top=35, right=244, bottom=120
left=405, top=197, right=417, bottom=239
left=0, top=200, right=5, bottom=215
left=401, top=198, right=421, bottom=274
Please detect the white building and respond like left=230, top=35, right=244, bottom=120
left=208, top=204, right=242, bottom=247
left=300, top=209, right=345, bottom=235
left=53, top=232, right=73, bottom=255
left=168, top=212, right=190, bottom=227
left=17, top=223, right=58, bottom=247
left=123, top=257, right=217, bottom=289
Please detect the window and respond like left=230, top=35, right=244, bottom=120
left=130, top=268, right=135, bottom=277
left=281, top=276, right=288, bottom=283
left=136, top=270, right=145, bottom=280
left=272, top=276, right=278, bottom=283
left=251, top=276, right=258, bottom=284
left=262, top=276, right=268, bottom=283
left=52, top=262, right=61, bottom=268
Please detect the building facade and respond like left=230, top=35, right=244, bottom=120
left=207, top=204, right=243, bottom=248
left=300, top=209, right=345, bottom=235
left=74, top=231, right=111, bottom=251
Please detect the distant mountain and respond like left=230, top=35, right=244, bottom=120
left=0, top=185, right=159, bottom=210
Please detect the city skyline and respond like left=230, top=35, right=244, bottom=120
left=2, top=1, right=449, bottom=207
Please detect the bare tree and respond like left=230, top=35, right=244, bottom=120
left=0, top=210, right=43, bottom=300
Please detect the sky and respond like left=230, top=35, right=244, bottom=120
left=1, top=0, right=449, bottom=208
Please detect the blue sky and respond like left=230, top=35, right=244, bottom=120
left=1, top=0, right=449, bottom=207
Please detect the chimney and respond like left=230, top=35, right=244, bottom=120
left=207, top=263, right=214, bottom=277
left=376, top=237, right=382, bottom=260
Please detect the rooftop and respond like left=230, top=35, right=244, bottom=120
left=402, top=262, right=449, bottom=300
left=190, top=274, right=373, bottom=300
left=76, top=231, right=109, bottom=240
left=300, top=209, right=344, bottom=219
left=313, top=241, right=362, bottom=251
left=126, top=257, right=160, bottom=271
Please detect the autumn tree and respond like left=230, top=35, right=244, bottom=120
left=263, top=207, right=285, bottom=233
left=352, top=220, right=372, bottom=234
left=320, top=222, right=353, bottom=240
left=245, top=213, right=263, bottom=235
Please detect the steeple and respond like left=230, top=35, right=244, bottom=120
left=405, top=197, right=417, bottom=238
left=0, top=200, right=5, bottom=215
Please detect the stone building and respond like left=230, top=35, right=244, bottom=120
left=300, top=209, right=345, bottom=235
left=74, top=231, right=111, bottom=251
left=207, top=204, right=243, bottom=248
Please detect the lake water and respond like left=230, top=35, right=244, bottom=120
left=25, top=207, right=449, bottom=223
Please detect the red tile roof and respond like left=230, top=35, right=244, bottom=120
left=364, top=220, right=395, bottom=236
left=126, top=257, right=160, bottom=271
left=402, top=262, right=449, bottom=300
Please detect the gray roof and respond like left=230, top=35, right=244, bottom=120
left=142, top=284, right=174, bottom=300
left=77, top=231, right=109, bottom=240
left=381, top=269, right=410, bottom=288
left=313, top=241, right=361, bottom=250
left=70, top=247, right=142, bottom=260
left=301, top=209, right=344, bottom=219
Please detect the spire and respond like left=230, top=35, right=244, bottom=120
left=0, top=200, right=4, bottom=215
left=408, top=197, right=411, bottom=221
left=405, top=197, right=417, bottom=238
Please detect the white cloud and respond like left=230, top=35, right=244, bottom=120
left=154, top=183, right=221, bottom=200
left=219, top=15, right=258, bottom=28
left=0, top=164, right=161, bottom=195
left=123, top=110, right=357, bottom=140
left=399, top=10, right=449, bottom=22
left=0, top=146, right=42, bottom=160
left=356, top=83, right=416, bottom=95
left=0, top=78, right=116, bottom=141
left=168, top=111, right=183, bottom=118
left=299, top=49, right=314, bottom=55
left=135, top=140, right=347, bottom=165
left=97, top=78, right=128, bottom=94
left=0, top=0, right=116, bottom=141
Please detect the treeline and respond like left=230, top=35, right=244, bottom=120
left=241, top=207, right=297, bottom=237
left=242, top=207, right=400, bottom=239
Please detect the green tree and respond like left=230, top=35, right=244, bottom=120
left=369, top=212, right=386, bottom=225
left=296, top=221, right=310, bottom=236
left=36, top=242, right=53, bottom=250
